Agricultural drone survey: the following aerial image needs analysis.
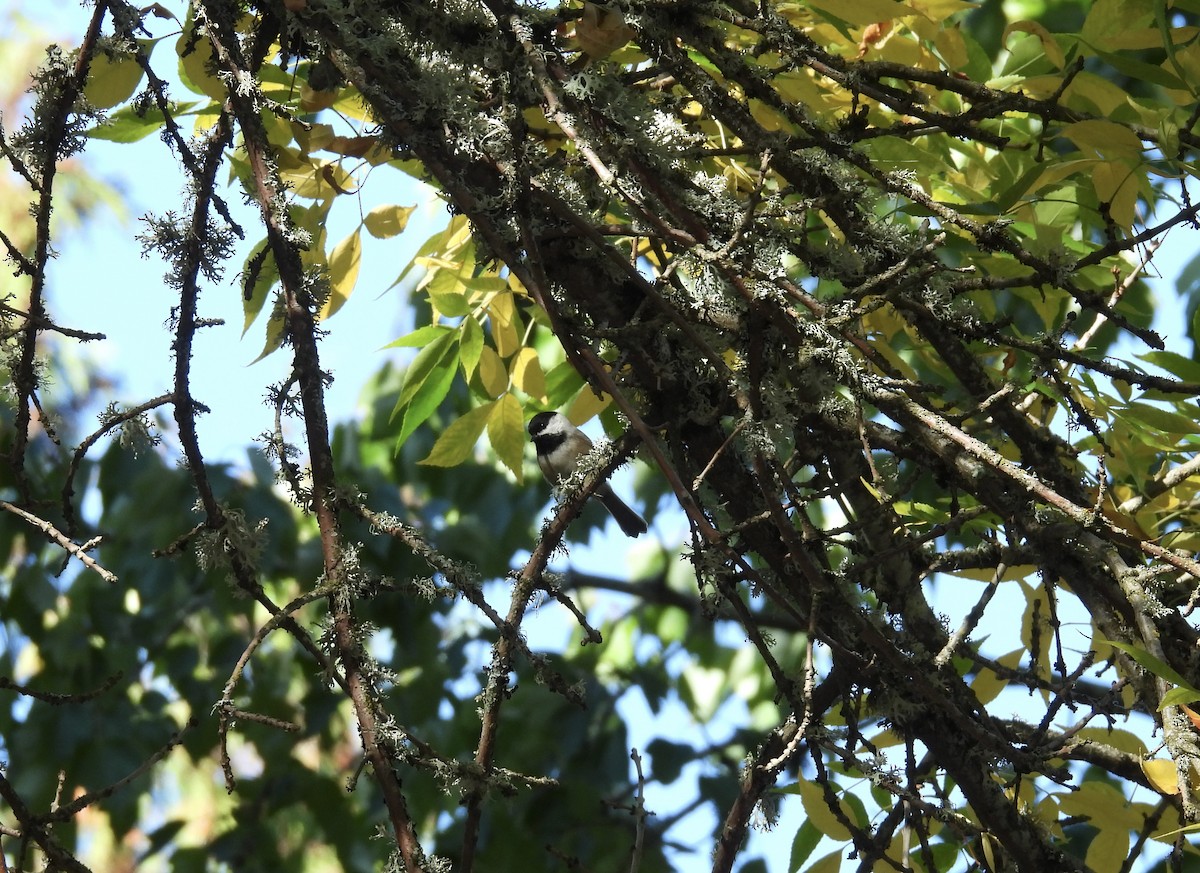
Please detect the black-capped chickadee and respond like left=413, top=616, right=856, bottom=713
left=527, top=411, right=648, bottom=538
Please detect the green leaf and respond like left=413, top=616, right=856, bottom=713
left=1116, top=402, right=1198, bottom=437
left=383, top=324, right=453, bottom=349
left=1161, top=686, right=1200, bottom=708
left=1100, top=638, right=1200, bottom=705
left=804, top=849, right=846, bottom=873
left=392, top=333, right=460, bottom=448
left=486, top=392, right=526, bottom=481
left=1090, top=47, right=1187, bottom=90
left=418, top=401, right=495, bottom=467
left=1140, top=351, right=1200, bottom=384
left=241, top=239, right=277, bottom=336
left=459, top=317, right=484, bottom=378
left=89, top=103, right=186, bottom=143
left=789, top=819, right=822, bottom=872
left=544, top=360, right=585, bottom=408
left=249, top=301, right=287, bottom=364
left=645, top=738, right=694, bottom=785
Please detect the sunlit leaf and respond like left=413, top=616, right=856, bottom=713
left=418, top=400, right=495, bottom=467
left=383, top=324, right=454, bottom=349
left=510, top=347, right=546, bottom=401
left=477, top=345, right=508, bottom=399
left=320, top=229, right=362, bottom=320
left=85, top=48, right=148, bottom=109
left=363, top=204, right=416, bottom=239
left=486, top=392, right=525, bottom=481
left=176, top=18, right=226, bottom=99
left=566, top=387, right=610, bottom=425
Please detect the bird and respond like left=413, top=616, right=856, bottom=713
left=527, top=411, right=648, bottom=538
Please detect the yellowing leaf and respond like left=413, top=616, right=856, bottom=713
left=487, top=393, right=526, bottom=481
left=567, top=387, right=611, bottom=424
left=749, top=99, right=791, bottom=132
left=241, top=239, right=277, bottom=336
left=802, top=849, right=845, bottom=873
left=250, top=301, right=287, bottom=364
left=1003, top=20, right=1065, bottom=70
left=1074, top=727, right=1147, bottom=757
left=1060, top=120, right=1147, bottom=160
left=300, top=82, right=339, bottom=113
left=790, top=779, right=852, bottom=842
left=488, top=296, right=520, bottom=357
left=321, top=230, right=362, bottom=320
left=478, top=345, right=508, bottom=399
left=933, top=26, right=968, bottom=71
left=804, top=0, right=907, bottom=26
left=1142, top=759, right=1180, bottom=795
left=908, top=0, right=973, bottom=20
left=971, top=648, right=1023, bottom=706
left=419, top=401, right=495, bottom=467
left=85, top=51, right=146, bottom=109
left=1180, top=703, right=1200, bottom=732
left=1085, top=823, right=1130, bottom=873
left=177, top=21, right=226, bottom=99
left=576, top=2, right=635, bottom=59
left=363, top=204, right=416, bottom=239
left=510, top=347, right=546, bottom=401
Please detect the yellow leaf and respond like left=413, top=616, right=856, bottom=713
left=792, top=779, right=852, bottom=842
left=804, top=0, right=908, bottom=26
left=576, top=2, right=635, bottom=59
left=971, top=648, right=1024, bottom=706
left=177, top=20, right=226, bottom=99
left=487, top=393, right=526, bottom=481
left=803, top=849, right=845, bottom=873
left=249, top=301, right=287, bottom=364
left=488, top=296, right=520, bottom=357
left=363, top=204, right=416, bottom=239
left=566, top=387, right=610, bottom=424
left=1142, top=759, right=1180, bottom=795
left=85, top=51, right=146, bottom=109
left=299, top=82, right=339, bottom=113
left=510, top=347, right=546, bottom=401
left=1180, top=702, right=1200, bottom=731
left=749, top=99, right=791, bottom=132
left=1060, top=120, right=1147, bottom=160
left=320, top=230, right=361, bottom=320
left=934, top=26, right=968, bottom=71
left=419, top=402, right=494, bottom=467
left=1092, top=161, right=1140, bottom=230
left=1003, top=20, right=1065, bottom=70
left=478, top=346, right=508, bottom=399
left=908, top=0, right=973, bottom=19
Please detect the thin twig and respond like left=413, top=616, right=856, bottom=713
left=935, top=561, right=1007, bottom=668
left=0, top=500, right=117, bottom=583
left=628, top=749, right=648, bottom=873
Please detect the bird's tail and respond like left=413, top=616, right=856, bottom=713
left=598, top=490, right=648, bottom=538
